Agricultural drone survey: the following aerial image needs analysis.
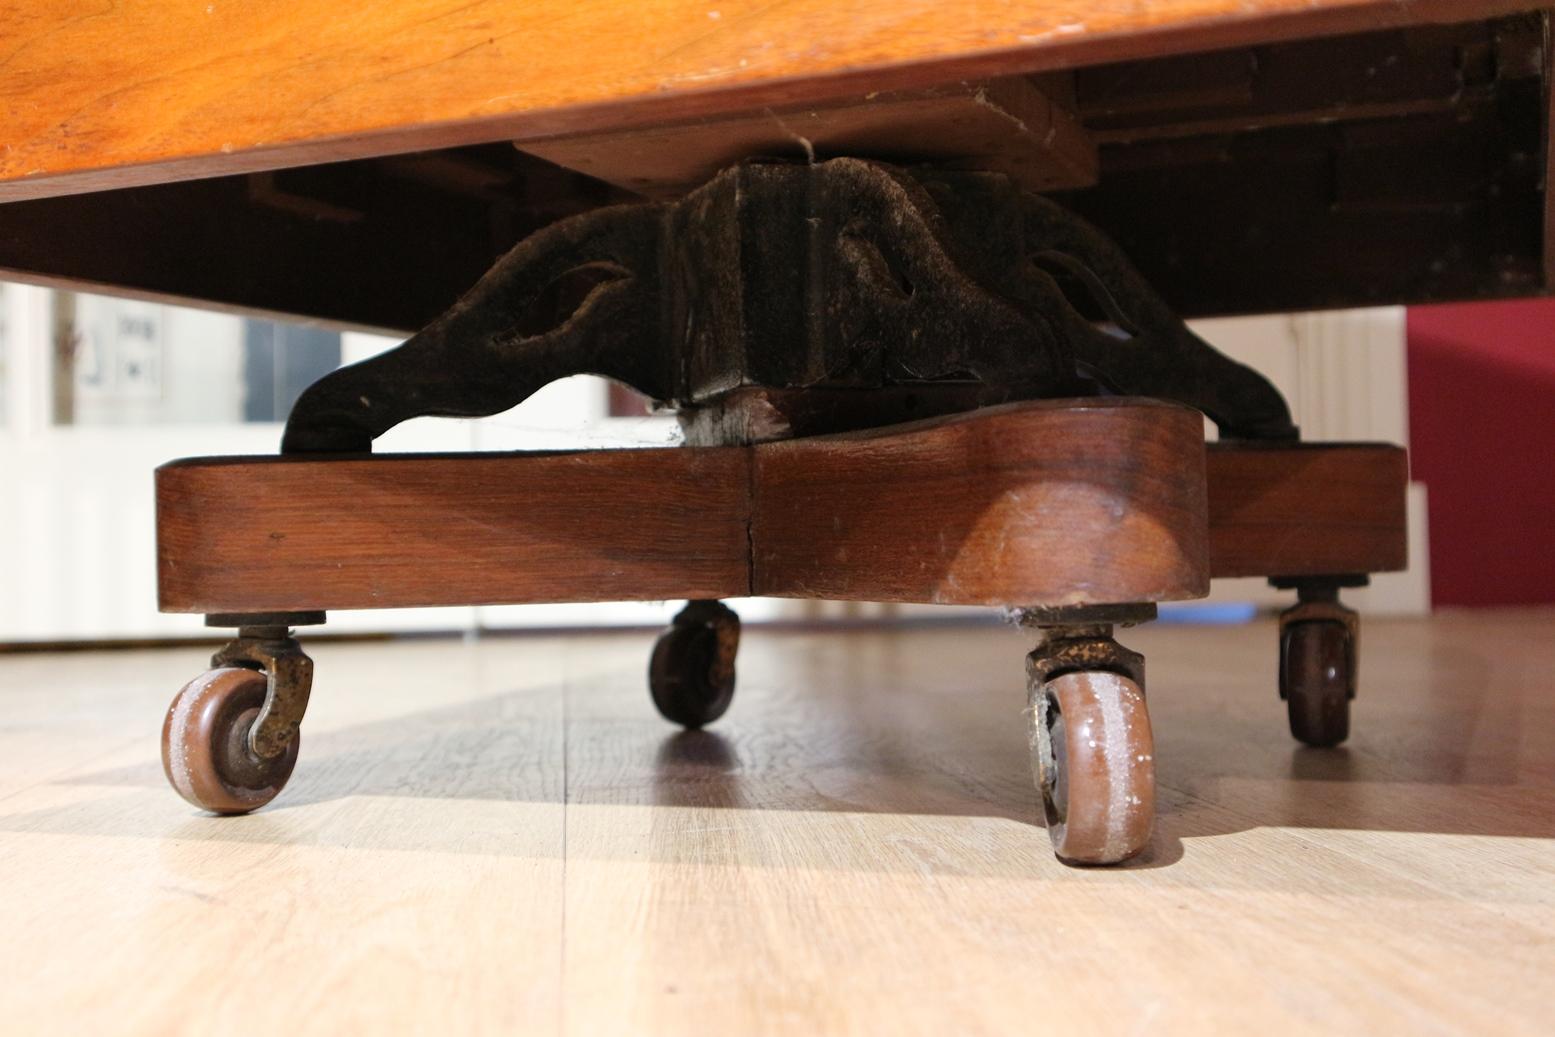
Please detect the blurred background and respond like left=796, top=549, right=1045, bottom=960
left=2, top=278, right=1545, bottom=645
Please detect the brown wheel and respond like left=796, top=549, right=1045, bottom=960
left=1030, top=670, right=1155, bottom=865
left=1282, top=620, right=1352, bottom=748
left=161, top=667, right=299, bottom=814
left=649, top=600, right=739, bottom=728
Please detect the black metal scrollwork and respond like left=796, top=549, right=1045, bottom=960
left=282, top=158, right=1295, bottom=454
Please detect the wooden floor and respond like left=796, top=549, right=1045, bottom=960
left=1, top=611, right=1552, bottom=1035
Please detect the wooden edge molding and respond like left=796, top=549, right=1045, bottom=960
left=1206, top=441, right=1409, bottom=579
left=156, top=446, right=754, bottom=614
left=516, top=78, right=1099, bottom=199
left=155, top=399, right=1406, bottom=615
left=750, top=399, right=1209, bottom=606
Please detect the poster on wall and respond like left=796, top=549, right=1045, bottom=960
left=73, top=296, right=164, bottom=405
left=0, top=283, right=8, bottom=423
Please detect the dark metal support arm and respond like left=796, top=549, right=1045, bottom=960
left=282, top=205, right=672, bottom=453
left=282, top=157, right=1296, bottom=454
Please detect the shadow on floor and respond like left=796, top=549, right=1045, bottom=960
left=5, top=647, right=1549, bottom=882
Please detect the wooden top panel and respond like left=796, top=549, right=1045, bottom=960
left=1, top=0, right=1542, bottom=200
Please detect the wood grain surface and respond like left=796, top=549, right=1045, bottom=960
left=1, top=0, right=1543, bottom=199
left=156, top=398, right=1408, bottom=616
left=1206, top=442, right=1408, bottom=578
left=2, top=614, right=1554, bottom=1033
left=519, top=77, right=1097, bottom=199
left=156, top=447, right=753, bottom=613
left=752, top=399, right=1209, bottom=606
left=0, top=17, right=1545, bottom=330
left=157, top=399, right=1212, bottom=613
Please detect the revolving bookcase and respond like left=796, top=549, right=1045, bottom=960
left=155, top=159, right=1407, bottom=866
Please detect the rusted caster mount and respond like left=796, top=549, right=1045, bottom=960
left=649, top=600, right=741, bottom=729
left=1018, top=604, right=1156, bottom=866
left=1272, top=577, right=1363, bottom=749
left=159, top=612, right=323, bottom=814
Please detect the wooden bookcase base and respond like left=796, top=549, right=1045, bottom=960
left=156, top=398, right=1406, bottom=616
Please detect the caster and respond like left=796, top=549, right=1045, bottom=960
left=1030, top=671, right=1156, bottom=865
left=1274, top=579, right=1359, bottom=748
left=1022, top=606, right=1156, bottom=866
left=1282, top=622, right=1350, bottom=747
left=649, top=599, right=739, bottom=728
left=162, top=667, right=300, bottom=813
left=161, top=616, right=317, bottom=814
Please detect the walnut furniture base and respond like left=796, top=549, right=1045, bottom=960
left=155, top=398, right=1407, bottom=865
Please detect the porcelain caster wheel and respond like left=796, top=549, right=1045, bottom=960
left=1030, top=669, right=1156, bottom=865
left=161, top=667, right=300, bottom=814
left=649, top=600, right=740, bottom=728
left=1281, top=619, right=1353, bottom=748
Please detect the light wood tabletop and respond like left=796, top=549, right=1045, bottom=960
left=2, top=0, right=1544, bottom=199
left=3, top=3, right=1547, bottom=327
left=2, top=611, right=1551, bottom=1034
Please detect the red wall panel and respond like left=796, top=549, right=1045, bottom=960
left=1407, top=299, right=1555, bottom=606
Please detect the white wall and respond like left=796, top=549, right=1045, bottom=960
left=0, top=314, right=750, bottom=642
left=68, top=298, right=246, bottom=427
left=0, top=286, right=1427, bottom=644
left=0, top=283, right=9, bottom=426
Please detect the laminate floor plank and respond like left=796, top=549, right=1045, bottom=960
left=0, top=612, right=1551, bottom=1034
left=0, top=639, right=570, bottom=1036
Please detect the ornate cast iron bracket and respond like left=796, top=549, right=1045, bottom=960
left=282, top=158, right=1296, bottom=454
